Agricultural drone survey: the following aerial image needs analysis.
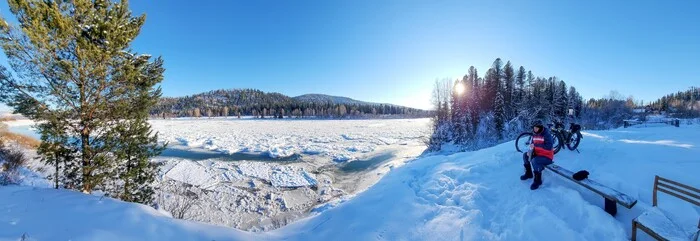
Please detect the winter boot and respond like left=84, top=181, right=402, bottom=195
left=520, top=164, right=533, bottom=180
left=530, top=171, right=542, bottom=190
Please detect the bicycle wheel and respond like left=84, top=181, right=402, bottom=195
left=552, top=133, right=563, bottom=154
left=567, top=132, right=582, bottom=150
left=515, top=132, right=533, bottom=153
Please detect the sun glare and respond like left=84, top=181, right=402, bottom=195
left=454, top=82, right=465, bottom=95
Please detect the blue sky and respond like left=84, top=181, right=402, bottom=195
left=1, top=0, right=699, bottom=111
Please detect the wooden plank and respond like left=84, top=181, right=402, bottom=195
left=658, top=187, right=700, bottom=208
left=657, top=183, right=700, bottom=206
left=654, top=176, right=659, bottom=207
left=545, top=164, right=638, bottom=209
left=635, top=222, right=670, bottom=241
left=658, top=176, right=700, bottom=194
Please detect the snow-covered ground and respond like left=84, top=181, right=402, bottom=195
left=148, top=118, right=432, bottom=231
left=2, top=118, right=432, bottom=231
left=3, top=121, right=699, bottom=240
left=150, top=118, right=429, bottom=161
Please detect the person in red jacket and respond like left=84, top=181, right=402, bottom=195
left=520, top=121, right=554, bottom=190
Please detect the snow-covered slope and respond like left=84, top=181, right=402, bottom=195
left=0, top=186, right=260, bottom=241
left=2, top=124, right=699, bottom=240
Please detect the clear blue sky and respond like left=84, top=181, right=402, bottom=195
left=1, top=0, right=699, bottom=111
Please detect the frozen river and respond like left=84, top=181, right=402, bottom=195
left=5, top=118, right=432, bottom=231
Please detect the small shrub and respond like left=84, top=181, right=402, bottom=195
left=0, top=146, right=28, bottom=185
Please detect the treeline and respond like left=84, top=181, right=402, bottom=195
left=428, top=58, right=635, bottom=151
left=149, top=89, right=430, bottom=119
left=649, top=87, right=699, bottom=118
left=581, top=92, right=635, bottom=129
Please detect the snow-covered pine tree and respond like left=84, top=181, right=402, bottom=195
left=460, top=75, right=473, bottom=142
left=467, top=67, right=481, bottom=132
left=525, top=71, right=535, bottom=107
left=107, top=118, right=164, bottom=204
left=36, top=118, right=73, bottom=189
left=494, top=87, right=506, bottom=140
left=483, top=58, right=503, bottom=112
left=483, top=69, right=496, bottom=112
left=515, top=66, right=526, bottom=113
left=554, top=80, right=569, bottom=121
left=568, top=86, right=582, bottom=118
left=450, top=80, right=464, bottom=143
left=0, top=0, right=164, bottom=194
left=532, top=77, right=547, bottom=119
left=544, top=77, right=556, bottom=119
left=503, top=61, right=515, bottom=120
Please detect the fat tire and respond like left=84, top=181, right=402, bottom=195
left=567, top=132, right=582, bottom=150
left=552, top=133, right=563, bottom=154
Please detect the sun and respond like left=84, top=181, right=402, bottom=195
left=454, top=82, right=466, bottom=95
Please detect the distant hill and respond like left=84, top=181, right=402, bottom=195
left=292, top=94, right=398, bottom=106
left=150, top=89, right=429, bottom=119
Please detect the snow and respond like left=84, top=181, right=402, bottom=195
left=164, top=160, right=219, bottom=189
left=150, top=118, right=430, bottom=163
left=236, top=162, right=317, bottom=188
left=0, top=186, right=258, bottom=241
left=618, top=139, right=693, bottom=148
left=2, top=119, right=34, bottom=127
left=2, top=122, right=700, bottom=240
left=635, top=208, right=696, bottom=241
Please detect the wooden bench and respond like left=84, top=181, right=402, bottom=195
left=632, top=175, right=700, bottom=241
left=545, top=164, right=638, bottom=216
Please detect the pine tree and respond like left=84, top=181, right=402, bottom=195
left=494, top=91, right=505, bottom=140
left=450, top=79, right=467, bottom=143
left=467, top=66, right=480, bottom=133
left=525, top=71, right=535, bottom=106
left=554, top=80, right=569, bottom=121
left=503, top=61, right=515, bottom=119
left=107, top=118, right=164, bottom=204
left=515, top=66, right=526, bottom=114
left=36, top=118, right=73, bottom=189
left=0, top=0, right=164, bottom=194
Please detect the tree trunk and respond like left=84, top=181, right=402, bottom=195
left=81, top=129, right=91, bottom=193
left=54, top=153, right=59, bottom=189
left=122, top=149, right=132, bottom=201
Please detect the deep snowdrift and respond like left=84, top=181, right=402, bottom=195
left=2, top=124, right=699, bottom=240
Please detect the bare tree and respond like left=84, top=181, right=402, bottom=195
left=222, top=106, right=229, bottom=118
left=431, top=78, right=453, bottom=111
left=155, top=174, right=200, bottom=219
